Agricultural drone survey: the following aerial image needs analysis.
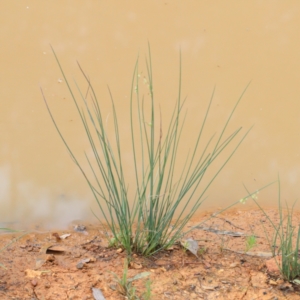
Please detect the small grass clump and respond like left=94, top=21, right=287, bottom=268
left=252, top=179, right=300, bottom=282
left=42, top=45, right=252, bottom=257
left=245, top=234, right=257, bottom=252
left=111, top=259, right=151, bottom=300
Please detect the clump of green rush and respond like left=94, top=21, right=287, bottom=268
left=252, top=178, right=300, bottom=282
left=42, top=44, right=252, bottom=257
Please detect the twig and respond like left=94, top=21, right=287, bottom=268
left=195, top=226, right=247, bottom=237
left=223, top=248, right=273, bottom=257
left=212, top=216, right=244, bottom=231
left=79, top=236, right=98, bottom=246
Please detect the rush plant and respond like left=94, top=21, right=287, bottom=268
left=252, top=179, right=300, bottom=282
left=110, top=259, right=150, bottom=299
left=42, top=45, right=251, bottom=256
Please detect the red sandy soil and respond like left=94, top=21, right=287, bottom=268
left=1, top=208, right=300, bottom=300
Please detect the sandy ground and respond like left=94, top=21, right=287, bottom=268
left=1, top=207, right=300, bottom=300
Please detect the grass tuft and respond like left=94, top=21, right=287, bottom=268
left=251, top=178, right=300, bottom=282
left=111, top=259, right=151, bottom=300
left=42, top=45, right=254, bottom=256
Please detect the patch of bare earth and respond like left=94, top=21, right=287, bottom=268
left=1, top=208, right=300, bottom=299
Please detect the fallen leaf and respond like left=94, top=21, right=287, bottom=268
left=60, top=233, right=71, bottom=239
left=39, top=243, right=68, bottom=254
left=181, top=238, right=199, bottom=257
left=92, top=287, right=106, bottom=300
left=47, top=245, right=68, bottom=253
left=293, top=279, right=300, bottom=285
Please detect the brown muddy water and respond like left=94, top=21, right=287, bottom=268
left=1, top=1, right=300, bottom=229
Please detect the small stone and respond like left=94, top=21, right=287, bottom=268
left=76, top=262, right=84, bottom=269
left=130, top=261, right=143, bottom=269
left=31, top=280, right=37, bottom=287
left=269, top=279, right=277, bottom=285
left=74, top=224, right=86, bottom=232
left=229, top=262, right=239, bottom=268
left=116, top=248, right=123, bottom=254
left=46, top=254, right=55, bottom=262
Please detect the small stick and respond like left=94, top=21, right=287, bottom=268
left=212, top=215, right=244, bottom=231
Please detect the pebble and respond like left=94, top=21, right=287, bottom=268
left=76, top=262, right=84, bottom=269
left=269, top=279, right=277, bottom=285
left=31, top=279, right=37, bottom=287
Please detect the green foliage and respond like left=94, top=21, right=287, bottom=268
left=112, top=260, right=136, bottom=299
left=252, top=179, right=300, bottom=282
left=111, top=259, right=151, bottom=300
left=108, top=232, right=123, bottom=248
left=42, top=45, right=252, bottom=256
left=245, top=234, right=257, bottom=252
left=142, top=279, right=152, bottom=300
